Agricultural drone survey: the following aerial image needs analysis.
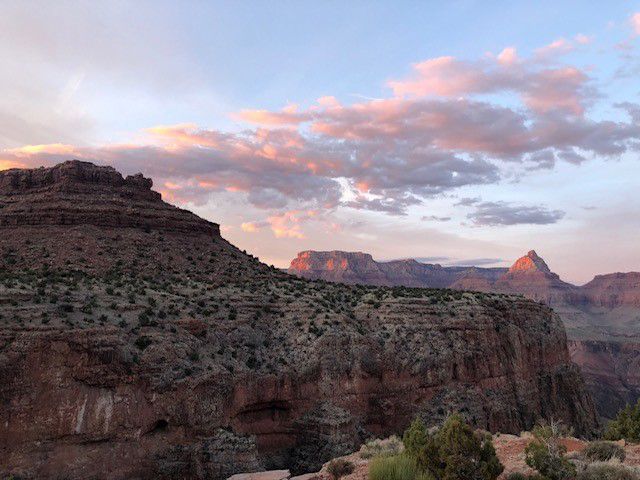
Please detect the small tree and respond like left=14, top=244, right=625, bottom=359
left=402, top=414, right=503, bottom=480
left=524, top=420, right=576, bottom=480
left=605, top=400, right=640, bottom=442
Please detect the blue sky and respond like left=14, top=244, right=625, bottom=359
left=1, top=1, right=639, bottom=282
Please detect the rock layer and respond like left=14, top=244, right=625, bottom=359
left=0, top=160, right=219, bottom=236
left=0, top=162, right=598, bottom=479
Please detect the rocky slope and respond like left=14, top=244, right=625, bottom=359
left=0, top=161, right=598, bottom=479
left=289, top=250, right=640, bottom=419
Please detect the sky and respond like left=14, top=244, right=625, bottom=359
left=1, top=1, right=639, bottom=284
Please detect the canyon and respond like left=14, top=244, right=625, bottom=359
left=0, top=161, right=598, bottom=479
left=289, top=250, right=640, bottom=419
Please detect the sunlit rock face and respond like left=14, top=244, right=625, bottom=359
left=0, top=162, right=599, bottom=479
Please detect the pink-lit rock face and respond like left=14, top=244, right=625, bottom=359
left=508, top=250, right=552, bottom=274
left=0, top=162, right=598, bottom=479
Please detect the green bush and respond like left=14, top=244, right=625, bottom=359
left=403, top=418, right=431, bottom=460
left=576, top=463, right=640, bottom=480
left=606, top=400, right=640, bottom=442
left=402, top=414, right=503, bottom=480
left=327, top=458, right=355, bottom=480
left=369, top=454, right=431, bottom=480
left=583, top=441, right=626, bottom=462
left=524, top=422, right=576, bottom=480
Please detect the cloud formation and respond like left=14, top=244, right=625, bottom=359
left=1, top=36, right=639, bottom=239
left=467, top=201, right=565, bottom=226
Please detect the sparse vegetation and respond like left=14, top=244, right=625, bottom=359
left=359, top=435, right=403, bottom=459
left=576, top=462, right=640, bottom=480
left=327, top=458, right=355, bottom=480
left=524, top=421, right=576, bottom=480
left=368, top=454, right=427, bottom=480
left=583, top=441, right=625, bottom=463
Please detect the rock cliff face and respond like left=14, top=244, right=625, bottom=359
left=581, top=273, right=640, bottom=308
left=0, top=162, right=598, bottom=479
left=569, top=339, right=640, bottom=419
left=0, top=160, right=219, bottom=236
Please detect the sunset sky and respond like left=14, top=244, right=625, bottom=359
left=1, top=1, right=639, bottom=283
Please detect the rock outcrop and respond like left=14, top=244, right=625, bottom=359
left=0, top=162, right=599, bottom=479
left=491, top=251, right=578, bottom=304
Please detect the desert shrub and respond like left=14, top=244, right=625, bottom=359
left=360, top=435, right=403, bottom=459
left=402, top=414, right=503, bottom=480
left=606, top=400, right=640, bottom=442
left=403, top=418, right=430, bottom=460
left=524, top=421, right=576, bottom=480
left=369, top=454, right=430, bottom=480
left=576, top=462, right=640, bottom=480
left=327, top=458, right=355, bottom=480
left=583, top=441, right=625, bottom=462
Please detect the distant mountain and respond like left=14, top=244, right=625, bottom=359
left=289, top=250, right=507, bottom=289
left=289, top=249, right=639, bottom=308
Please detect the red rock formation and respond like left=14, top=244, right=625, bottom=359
left=0, top=162, right=598, bottom=479
left=492, top=250, right=578, bottom=304
left=0, top=160, right=219, bottom=235
left=289, top=251, right=506, bottom=289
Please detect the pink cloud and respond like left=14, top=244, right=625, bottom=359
left=632, top=13, right=640, bottom=36
left=497, top=47, right=519, bottom=66
left=1, top=39, right=638, bottom=220
left=575, top=33, right=592, bottom=45
left=386, top=48, right=592, bottom=115
left=535, top=38, right=575, bottom=58
left=235, top=106, right=309, bottom=125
